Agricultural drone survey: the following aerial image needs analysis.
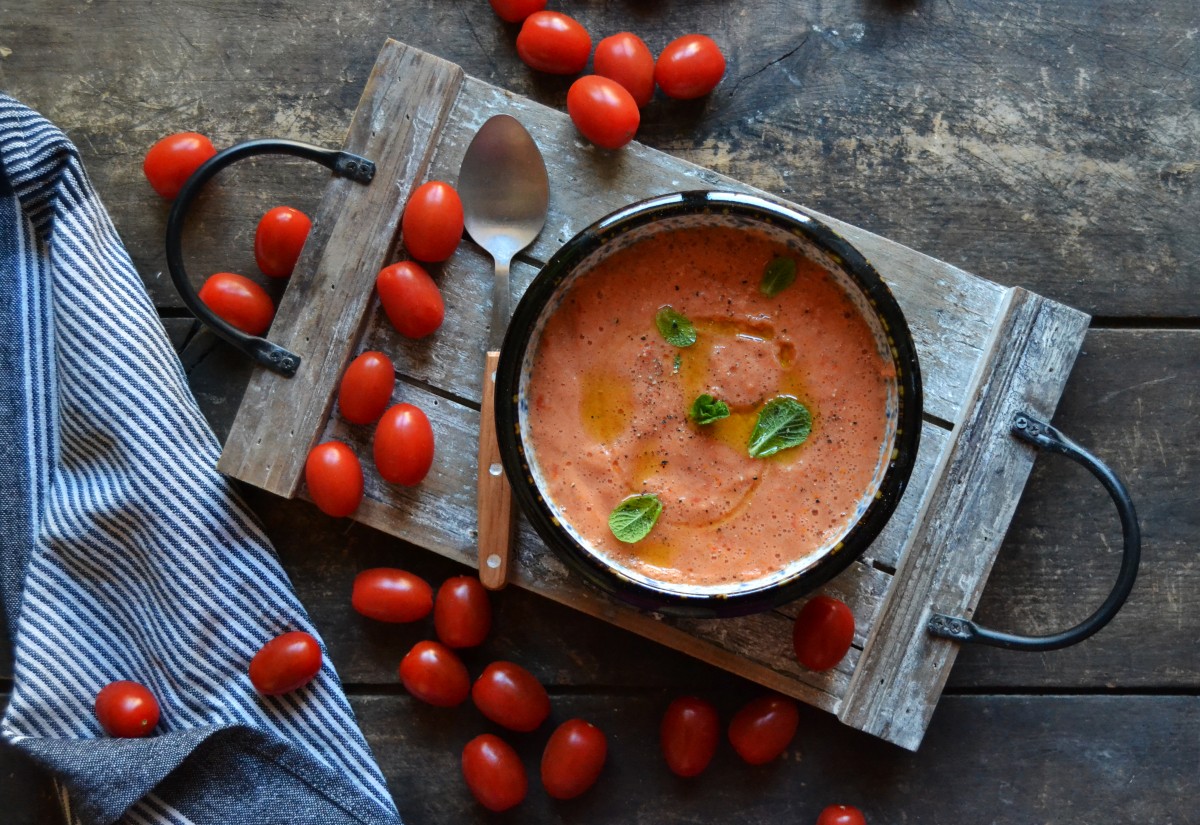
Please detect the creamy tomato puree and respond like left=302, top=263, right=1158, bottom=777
left=526, top=225, right=892, bottom=588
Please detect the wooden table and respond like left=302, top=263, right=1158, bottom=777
left=2, top=2, right=1196, bottom=822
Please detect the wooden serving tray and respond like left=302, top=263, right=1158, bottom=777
left=216, top=39, right=1089, bottom=751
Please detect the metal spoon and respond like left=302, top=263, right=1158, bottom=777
left=458, top=114, right=549, bottom=590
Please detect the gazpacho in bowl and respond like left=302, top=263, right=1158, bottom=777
left=495, top=191, right=921, bottom=617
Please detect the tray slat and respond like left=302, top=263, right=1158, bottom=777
left=217, top=40, right=1090, bottom=750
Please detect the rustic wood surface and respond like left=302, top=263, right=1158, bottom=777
left=1, top=1, right=1197, bottom=823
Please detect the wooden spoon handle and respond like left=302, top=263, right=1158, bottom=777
left=477, top=349, right=515, bottom=589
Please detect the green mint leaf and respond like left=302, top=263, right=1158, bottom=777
left=673, top=354, right=681, bottom=374
left=760, top=257, right=798, bottom=297
left=608, top=494, right=663, bottom=543
left=655, top=306, right=697, bottom=348
left=748, top=397, right=812, bottom=458
left=689, top=394, right=730, bottom=425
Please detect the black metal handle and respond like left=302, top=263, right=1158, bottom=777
left=165, top=138, right=376, bottom=377
left=927, top=412, right=1140, bottom=651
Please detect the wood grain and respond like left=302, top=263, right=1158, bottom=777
left=208, top=42, right=1095, bottom=749
left=217, top=41, right=466, bottom=497
left=839, top=288, right=1091, bottom=749
left=476, top=350, right=514, bottom=589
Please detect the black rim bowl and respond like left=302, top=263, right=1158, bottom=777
left=496, top=191, right=922, bottom=618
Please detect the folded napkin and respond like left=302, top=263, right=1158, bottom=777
left=0, top=96, right=401, bottom=825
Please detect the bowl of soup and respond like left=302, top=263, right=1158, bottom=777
left=495, top=191, right=922, bottom=617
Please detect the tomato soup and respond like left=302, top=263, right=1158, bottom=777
left=523, top=224, right=895, bottom=590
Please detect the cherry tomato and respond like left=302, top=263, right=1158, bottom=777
left=462, top=733, right=527, bottom=812
left=143, top=131, right=216, bottom=199
left=434, top=575, right=492, bottom=648
left=488, top=0, right=546, bottom=23
left=304, top=441, right=364, bottom=517
left=255, top=206, right=312, bottom=278
left=567, top=75, right=640, bottom=150
left=94, top=680, right=160, bottom=738
left=249, top=631, right=323, bottom=696
left=728, top=694, right=799, bottom=765
left=817, top=804, right=868, bottom=825
left=660, top=695, right=720, bottom=777
left=655, top=34, right=727, bottom=100
left=374, top=403, right=435, bottom=486
left=594, top=32, right=655, bottom=108
left=338, top=351, right=395, bottom=425
left=402, top=181, right=464, bottom=263
left=351, top=568, right=433, bottom=623
left=198, top=272, right=275, bottom=336
left=541, top=718, right=607, bottom=800
left=516, top=11, right=592, bottom=75
left=471, top=661, right=550, bottom=732
left=376, top=261, right=445, bottom=339
left=399, top=640, right=470, bottom=707
left=792, top=595, right=855, bottom=671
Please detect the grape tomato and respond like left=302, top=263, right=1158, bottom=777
left=471, top=661, right=551, bottom=732
left=143, top=131, right=216, bottom=199
left=434, top=575, right=492, bottom=648
left=594, top=32, right=655, bottom=107
left=94, top=680, right=160, bottom=738
left=198, top=272, right=275, bottom=336
left=399, top=640, right=470, bottom=707
left=655, top=34, right=727, bottom=100
left=516, top=11, right=592, bottom=75
left=255, top=206, right=312, bottom=278
left=249, top=631, right=323, bottom=696
left=304, top=441, right=364, bottom=518
left=352, top=568, right=433, bottom=623
left=338, top=351, right=395, bottom=425
left=373, top=403, right=435, bottom=486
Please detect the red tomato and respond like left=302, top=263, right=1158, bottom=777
left=471, top=661, right=550, bottom=732
left=462, top=734, right=527, bottom=812
left=728, top=694, right=799, bottom=765
left=594, top=32, right=655, bottom=107
left=541, top=718, right=607, bottom=800
left=143, top=131, right=216, bottom=199
left=567, top=76, right=640, bottom=150
left=338, top=351, right=395, bottom=425
left=434, top=575, right=492, bottom=648
left=488, top=0, right=546, bottom=23
left=817, top=804, right=868, bottom=825
left=402, top=181, right=464, bottom=263
left=374, top=403, right=435, bottom=486
left=255, top=206, right=312, bottom=278
left=249, top=631, right=323, bottom=696
left=376, top=261, right=445, bottom=339
left=304, top=441, right=364, bottom=518
left=399, top=640, right=470, bottom=707
left=655, top=34, right=727, bottom=100
left=660, top=696, right=720, bottom=777
left=352, top=568, right=433, bottom=623
left=516, top=11, right=592, bottom=75
left=198, top=272, right=275, bottom=336
left=94, top=680, right=160, bottom=738
left=792, top=595, right=855, bottom=671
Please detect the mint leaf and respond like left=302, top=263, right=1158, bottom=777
left=608, top=494, right=663, bottom=543
left=655, top=306, right=697, bottom=348
left=760, top=257, right=797, bottom=297
left=748, top=397, right=812, bottom=458
left=673, top=353, right=682, bottom=374
left=689, top=394, right=730, bottom=425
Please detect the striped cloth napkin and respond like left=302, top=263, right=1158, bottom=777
left=0, top=97, right=401, bottom=824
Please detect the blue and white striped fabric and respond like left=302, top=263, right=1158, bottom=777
left=0, top=96, right=401, bottom=825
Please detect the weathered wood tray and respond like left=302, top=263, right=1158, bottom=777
left=216, top=39, right=1089, bottom=751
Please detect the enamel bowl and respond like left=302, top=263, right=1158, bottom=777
left=495, top=191, right=922, bottom=618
